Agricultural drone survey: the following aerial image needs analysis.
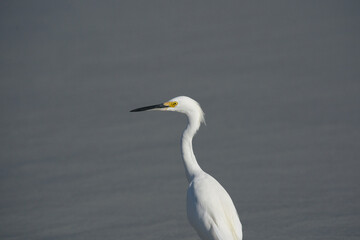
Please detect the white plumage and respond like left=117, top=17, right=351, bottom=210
left=131, top=96, right=242, bottom=240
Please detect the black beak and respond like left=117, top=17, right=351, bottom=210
left=130, top=103, right=167, bottom=112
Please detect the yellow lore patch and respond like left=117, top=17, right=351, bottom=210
left=164, top=101, right=178, bottom=108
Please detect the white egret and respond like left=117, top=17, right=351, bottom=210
left=130, top=96, right=242, bottom=240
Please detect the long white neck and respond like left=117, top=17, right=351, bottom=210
left=181, top=113, right=204, bottom=182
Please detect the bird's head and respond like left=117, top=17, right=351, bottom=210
left=130, top=96, right=205, bottom=124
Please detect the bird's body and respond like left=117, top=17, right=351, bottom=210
left=131, top=96, right=242, bottom=240
left=187, top=173, right=242, bottom=239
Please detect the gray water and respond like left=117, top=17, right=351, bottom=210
left=1, top=1, right=359, bottom=239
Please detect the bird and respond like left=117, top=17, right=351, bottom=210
left=130, top=96, right=242, bottom=240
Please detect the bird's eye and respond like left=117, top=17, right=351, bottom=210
left=172, top=102, right=178, bottom=107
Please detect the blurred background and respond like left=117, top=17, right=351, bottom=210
left=1, top=1, right=359, bottom=239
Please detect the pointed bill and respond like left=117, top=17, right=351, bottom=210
left=130, top=103, right=168, bottom=112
